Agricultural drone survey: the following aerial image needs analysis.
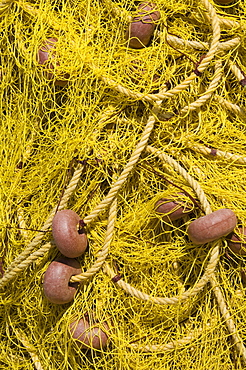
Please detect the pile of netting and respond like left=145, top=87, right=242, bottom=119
left=1, top=0, right=246, bottom=368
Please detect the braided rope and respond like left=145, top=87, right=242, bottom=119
left=129, top=327, right=203, bottom=352
left=103, top=146, right=220, bottom=304
left=0, top=104, right=156, bottom=286
left=175, top=155, right=246, bottom=362
left=146, top=146, right=212, bottom=214
left=214, top=95, right=246, bottom=118
left=21, top=0, right=221, bottom=107
left=103, top=237, right=219, bottom=305
left=166, top=34, right=240, bottom=52
left=210, top=274, right=246, bottom=363
left=229, top=61, right=245, bottom=83
left=166, top=33, right=209, bottom=50
left=0, top=165, right=84, bottom=289
left=97, top=105, right=119, bottom=125
left=113, top=1, right=241, bottom=31
left=130, top=277, right=246, bottom=359
left=70, top=198, right=117, bottom=283
left=84, top=83, right=169, bottom=226
left=180, top=60, right=223, bottom=115
left=219, top=17, right=241, bottom=29
left=200, top=9, right=241, bottom=30
left=7, top=109, right=119, bottom=281
left=217, top=38, right=240, bottom=52
left=14, top=329, right=44, bottom=370
left=1, top=243, right=53, bottom=285
left=1, top=102, right=159, bottom=286
left=99, top=0, right=221, bottom=104
left=187, top=142, right=246, bottom=165
left=168, top=0, right=220, bottom=77
left=103, top=145, right=246, bottom=360
left=4, top=0, right=246, bottom=365
left=220, top=18, right=241, bottom=29
left=179, top=154, right=207, bottom=180
left=83, top=112, right=157, bottom=225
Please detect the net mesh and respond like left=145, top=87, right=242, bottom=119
left=1, top=0, right=246, bottom=368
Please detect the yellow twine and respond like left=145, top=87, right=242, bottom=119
left=1, top=0, right=246, bottom=368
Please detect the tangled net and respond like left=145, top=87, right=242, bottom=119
left=1, top=0, right=246, bottom=368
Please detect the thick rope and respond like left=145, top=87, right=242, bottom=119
left=187, top=142, right=246, bottom=165
left=166, top=34, right=240, bottom=52
left=14, top=329, right=44, bottom=370
left=177, top=151, right=246, bottom=362
left=103, top=146, right=219, bottom=305
left=0, top=164, right=84, bottom=289
left=198, top=9, right=242, bottom=30
left=0, top=108, right=122, bottom=285
left=0, top=99, right=161, bottom=286
left=84, top=82, right=169, bottom=226
left=70, top=198, right=117, bottom=283
left=210, top=274, right=246, bottom=364
left=180, top=60, right=223, bottom=115
left=214, top=96, right=246, bottom=118
left=100, top=0, right=221, bottom=103
left=1, top=243, right=54, bottom=285
left=20, top=0, right=221, bottom=109
left=129, top=327, right=203, bottom=352
left=103, top=145, right=246, bottom=361
left=2, top=0, right=246, bottom=366
left=146, top=146, right=212, bottom=214
left=229, top=61, right=245, bottom=83
left=83, top=107, right=162, bottom=226
left=103, top=239, right=219, bottom=305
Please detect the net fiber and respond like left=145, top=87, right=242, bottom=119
left=1, top=0, right=246, bottom=368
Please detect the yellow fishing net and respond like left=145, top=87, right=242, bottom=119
left=1, top=0, right=246, bottom=368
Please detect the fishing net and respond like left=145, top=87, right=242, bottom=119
left=1, top=0, right=246, bottom=368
